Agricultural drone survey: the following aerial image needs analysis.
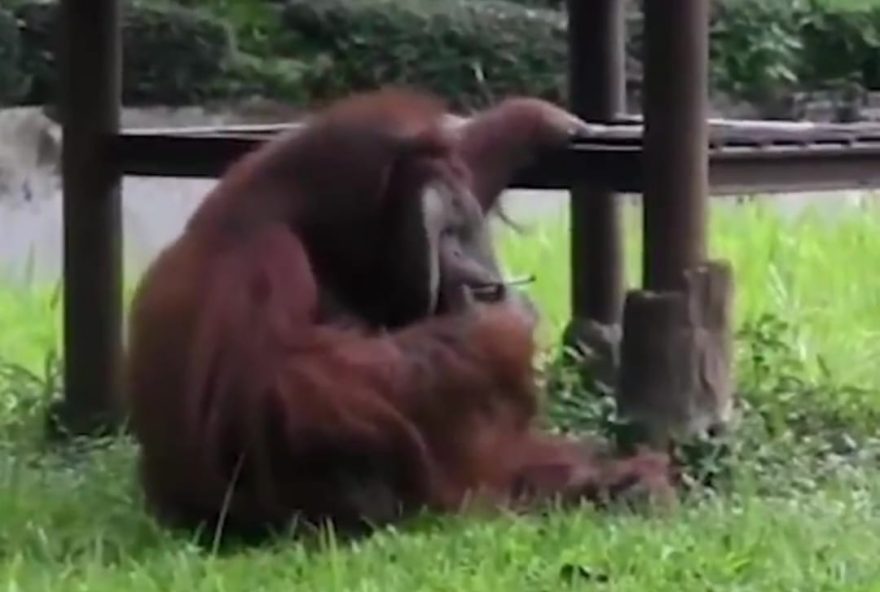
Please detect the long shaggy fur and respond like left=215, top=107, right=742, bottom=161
left=125, top=88, right=674, bottom=541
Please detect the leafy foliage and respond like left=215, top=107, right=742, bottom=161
left=275, top=0, right=880, bottom=110
left=123, top=2, right=237, bottom=104
left=279, top=0, right=568, bottom=111
left=6, top=0, right=880, bottom=110
left=710, top=0, right=880, bottom=105
left=728, top=314, right=880, bottom=491
left=710, top=0, right=807, bottom=106
left=0, top=8, right=27, bottom=105
left=540, top=311, right=880, bottom=499
left=8, top=0, right=267, bottom=106
left=799, top=1, right=880, bottom=91
left=169, top=0, right=284, bottom=54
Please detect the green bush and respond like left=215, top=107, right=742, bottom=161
left=798, top=1, right=880, bottom=90
left=280, top=0, right=569, bottom=111
left=221, top=52, right=309, bottom=105
left=171, top=0, right=285, bottom=54
left=709, top=0, right=880, bottom=102
left=13, top=2, right=61, bottom=105
left=8, top=0, right=880, bottom=112
left=710, top=0, right=806, bottom=106
left=122, top=2, right=238, bottom=104
left=0, top=8, right=27, bottom=105
left=277, top=0, right=880, bottom=112
left=10, top=0, right=241, bottom=105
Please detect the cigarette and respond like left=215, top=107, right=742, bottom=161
left=504, top=274, right=536, bottom=288
left=470, top=275, right=537, bottom=296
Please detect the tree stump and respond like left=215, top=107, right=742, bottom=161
left=618, top=260, right=735, bottom=445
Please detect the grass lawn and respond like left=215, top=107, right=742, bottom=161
left=3, top=197, right=880, bottom=590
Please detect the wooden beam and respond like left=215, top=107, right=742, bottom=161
left=50, top=0, right=124, bottom=438
left=115, top=131, right=880, bottom=195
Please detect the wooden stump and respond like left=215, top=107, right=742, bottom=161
left=562, top=317, right=621, bottom=393
left=618, top=259, right=735, bottom=444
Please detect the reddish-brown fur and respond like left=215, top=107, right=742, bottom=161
left=125, top=88, right=674, bottom=541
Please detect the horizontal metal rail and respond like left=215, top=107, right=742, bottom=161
left=113, top=119, right=880, bottom=195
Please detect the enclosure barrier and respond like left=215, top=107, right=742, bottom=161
left=116, top=118, right=880, bottom=194
left=53, top=0, right=880, bottom=446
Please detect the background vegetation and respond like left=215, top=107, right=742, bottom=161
left=4, top=0, right=880, bottom=110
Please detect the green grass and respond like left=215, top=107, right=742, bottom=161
left=3, top=197, right=880, bottom=590
left=501, top=199, right=880, bottom=397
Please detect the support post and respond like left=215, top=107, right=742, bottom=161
left=617, top=0, right=735, bottom=444
left=48, top=0, right=124, bottom=438
left=642, top=0, right=709, bottom=289
left=562, top=0, right=627, bottom=390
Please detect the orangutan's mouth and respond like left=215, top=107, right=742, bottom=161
left=469, top=274, right=536, bottom=303
left=435, top=274, right=536, bottom=315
